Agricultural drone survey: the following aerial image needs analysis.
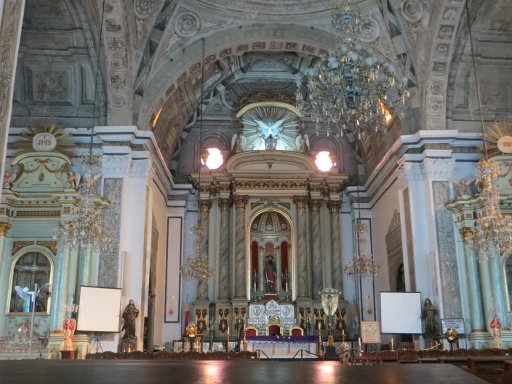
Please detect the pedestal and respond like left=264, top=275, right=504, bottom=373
left=60, top=350, right=74, bottom=360
left=122, top=338, right=137, bottom=352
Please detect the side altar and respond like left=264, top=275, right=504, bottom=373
left=247, top=300, right=296, bottom=335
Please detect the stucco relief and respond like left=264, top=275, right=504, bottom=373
left=34, top=70, right=69, bottom=101
left=400, top=0, right=424, bottom=24
left=424, top=0, right=465, bottom=130
left=397, top=161, right=423, bottom=182
left=175, top=11, right=201, bottom=38
left=98, top=178, right=122, bottom=288
left=359, top=16, right=380, bottom=43
left=102, top=155, right=131, bottom=177
left=433, top=181, right=462, bottom=319
left=0, top=0, right=23, bottom=122
left=422, top=158, right=455, bottom=179
left=135, top=0, right=158, bottom=19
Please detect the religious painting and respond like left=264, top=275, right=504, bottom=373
left=361, top=321, right=381, bottom=344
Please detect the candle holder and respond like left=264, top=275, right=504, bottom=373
left=242, top=329, right=247, bottom=352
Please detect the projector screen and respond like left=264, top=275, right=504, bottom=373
left=380, top=291, right=422, bottom=334
left=77, top=286, right=122, bottom=332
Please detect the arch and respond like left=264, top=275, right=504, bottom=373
left=139, top=21, right=406, bottom=130
left=246, top=205, right=296, bottom=300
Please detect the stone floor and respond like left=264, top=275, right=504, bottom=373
left=0, top=359, right=488, bottom=384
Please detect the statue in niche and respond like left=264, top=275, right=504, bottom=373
left=264, top=255, right=277, bottom=293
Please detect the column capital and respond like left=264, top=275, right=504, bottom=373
left=309, top=199, right=323, bottom=212
left=218, top=197, right=232, bottom=212
left=198, top=199, right=212, bottom=212
left=460, top=227, right=475, bottom=242
left=233, top=195, right=248, bottom=209
left=327, top=200, right=342, bottom=213
left=293, top=195, right=308, bottom=209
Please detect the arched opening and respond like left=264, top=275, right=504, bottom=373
left=249, top=209, right=292, bottom=300
left=9, top=251, right=52, bottom=313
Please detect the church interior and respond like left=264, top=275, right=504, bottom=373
left=1, top=0, right=512, bottom=379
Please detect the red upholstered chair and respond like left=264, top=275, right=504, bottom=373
left=244, top=327, right=258, bottom=337
left=266, top=324, right=282, bottom=336
left=290, top=326, right=304, bottom=336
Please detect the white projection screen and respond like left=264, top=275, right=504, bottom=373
left=77, top=286, right=122, bottom=332
left=380, top=291, right=422, bottom=334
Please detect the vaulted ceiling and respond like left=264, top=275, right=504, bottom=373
left=10, top=0, right=512, bottom=182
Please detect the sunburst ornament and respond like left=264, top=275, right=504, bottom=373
left=12, top=123, right=74, bottom=157
left=481, top=121, right=512, bottom=157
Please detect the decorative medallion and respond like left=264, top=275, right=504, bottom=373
left=174, top=12, right=200, bottom=38
left=112, top=94, right=126, bottom=108
left=32, top=132, right=57, bottom=152
left=359, top=16, right=380, bottom=43
left=134, top=0, right=158, bottom=19
left=401, top=0, right=424, bottom=24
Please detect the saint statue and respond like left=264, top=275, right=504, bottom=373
left=122, top=299, right=139, bottom=340
left=422, top=298, right=439, bottom=339
left=62, top=317, right=76, bottom=351
left=264, top=256, right=277, bottom=293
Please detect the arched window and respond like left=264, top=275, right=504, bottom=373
left=9, top=251, right=52, bottom=313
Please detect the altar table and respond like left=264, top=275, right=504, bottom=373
left=246, top=335, right=318, bottom=359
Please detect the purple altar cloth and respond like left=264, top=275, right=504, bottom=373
left=246, top=335, right=317, bottom=343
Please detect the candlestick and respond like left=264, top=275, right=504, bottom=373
left=391, top=337, right=394, bottom=350
left=358, top=337, right=362, bottom=348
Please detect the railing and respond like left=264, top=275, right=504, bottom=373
left=291, top=349, right=321, bottom=360
left=255, top=348, right=320, bottom=360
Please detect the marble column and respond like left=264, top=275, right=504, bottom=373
left=218, top=198, right=231, bottom=300
left=310, top=199, right=322, bottom=300
left=294, top=196, right=309, bottom=298
left=259, top=245, right=264, bottom=293
left=196, top=199, right=212, bottom=301
left=477, top=250, right=493, bottom=330
left=461, top=228, right=484, bottom=331
left=490, top=248, right=509, bottom=329
left=329, top=200, right=343, bottom=294
left=233, top=195, right=248, bottom=298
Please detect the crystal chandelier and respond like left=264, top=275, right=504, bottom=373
left=474, top=158, right=512, bottom=256
left=344, top=220, right=379, bottom=279
left=464, top=0, right=512, bottom=256
left=54, top=149, right=115, bottom=252
left=180, top=223, right=215, bottom=279
left=296, top=0, right=409, bottom=138
left=180, top=37, right=215, bottom=281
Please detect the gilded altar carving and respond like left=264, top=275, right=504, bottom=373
left=12, top=241, right=35, bottom=254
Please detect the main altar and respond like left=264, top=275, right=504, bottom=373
left=247, top=300, right=295, bottom=335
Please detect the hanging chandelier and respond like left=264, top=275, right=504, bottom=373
left=54, top=148, right=115, bottom=252
left=296, top=0, right=409, bottom=138
left=180, top=222, right=215, bottom=279
left=344, top=220, right=379, bottom=279
left=473, top=158, right=512, bottom=256
left=53, top=4, right=115, bottom=254
left=180, top=37, right=215, bottom=281
left=463, top=0, right=512, bottom=257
